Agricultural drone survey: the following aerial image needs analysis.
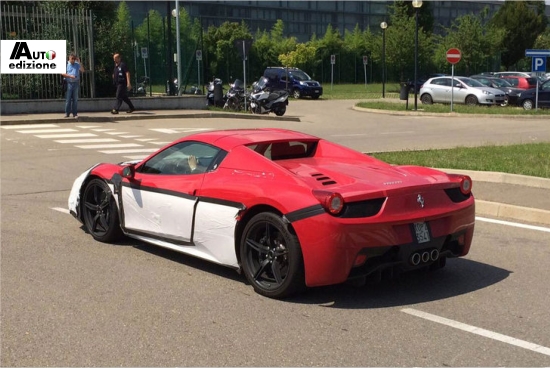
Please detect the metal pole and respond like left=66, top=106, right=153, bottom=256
left=382, top=29, right=386, bottom=98
left=175, top=0, right=182, bottom=96
left=414, top=9, right=419, bottom=110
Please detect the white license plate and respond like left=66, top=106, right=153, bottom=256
left=413, top=222, right=430, bottom=243
left=314, top=90, right=319, bottom=93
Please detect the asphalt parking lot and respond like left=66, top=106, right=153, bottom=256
left=2, top=99, right=550, bottom=366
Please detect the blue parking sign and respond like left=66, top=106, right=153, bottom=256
left=532, top=56, right=546, bottom=72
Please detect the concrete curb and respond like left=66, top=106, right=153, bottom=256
left=476, top=200, right=550, bottom=226
left=352, top=105, right=550, bottom=119
left=436, top=168, right=550, bottom=226
left=0, top=111, right=301, bottom=125
left=435, top=168, right=550, bottom=189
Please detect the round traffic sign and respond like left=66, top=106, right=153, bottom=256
left=446, top=48, right=461, bottom=64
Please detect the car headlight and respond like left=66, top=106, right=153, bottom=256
left=482, top=90, right=493, bottom=95
left=299, top=81, right=307, bottom=86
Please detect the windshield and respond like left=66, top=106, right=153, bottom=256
left=256, top=77, right=268, bottom=89
left=232, top=79, right=244, bottom=88
left=289, top=70, right=312, bottom=81
left=491, top=78, right=512, bottom=87
left=458, top=77, right=485, bottom=87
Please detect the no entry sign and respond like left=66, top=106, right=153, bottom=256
left=446, top=48, right=461, bottom=64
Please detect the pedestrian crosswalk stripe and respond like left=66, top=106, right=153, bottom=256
left=123, top=155, right=148, bottom=160
left=76, top=125, right=101, bottom=129
left=136, top=138, right=157, bottom=142
left=106, top=132, right=129, bottom=135
left=120, top=135, right=142, bottom=138
left=98, top=148, right=159, bottom=154
left=92, top=128, right=115, bottom=132
left=150, top=141, right=171, bottom=145
left=35, top=133, right=97, bottom=139
left=76, top=143, right=143, bottom=149
left=1, top=124, right=59, bottom=129
left=55, top=138, right=120, bottom=144
left=20, top=128, right=78, bottom=134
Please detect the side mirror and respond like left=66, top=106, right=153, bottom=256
left=122, top=165, right=135, bottom=179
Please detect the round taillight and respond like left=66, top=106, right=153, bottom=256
left=326, top=193, right=344, bottom=215
left=460, top=176, right=472, bottom=195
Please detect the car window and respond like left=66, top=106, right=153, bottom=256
left=542, top=81, right=550, bottom=91
left=289, top=70, right=312, bottom=81
left=505, top=78, right=519, bottom=87
left=458, top=78, right=484, bottom=87
left=431, top=78, right=450, bottom=86
left=139, top=141, right=224, bottom=175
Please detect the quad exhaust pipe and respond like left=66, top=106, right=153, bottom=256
left=410, top=249, right=439, bottom=266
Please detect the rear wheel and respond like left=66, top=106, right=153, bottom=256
left=240, top=212, right=305, bottom=298
left=82, top=178, right=123, bottom=243
left=465, top=95, right=478, bottom=106
left=274, top=105, right=286, bottom=116
left=522, top=99, right=534, bottom=110
left=420, top=93, right=433, bottom=105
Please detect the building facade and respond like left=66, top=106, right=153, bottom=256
left=128, top=1, right=522, bottom=41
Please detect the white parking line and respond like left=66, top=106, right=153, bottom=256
left=52, top=207, right=70, bottom=214
left=402, top=308, right=550, bottom=356
left=476, top=216, right=550, bottom=233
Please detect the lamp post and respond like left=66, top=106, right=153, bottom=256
left=172, top=2, right=182, bottom=96
left=380, top=21, right=387, bottom=98
left=412, top=0, right=422, bottom=110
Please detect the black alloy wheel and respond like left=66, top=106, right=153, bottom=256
left=82, top=178, right=123, bottom=242
left=240, top=212, right=305, bottom=298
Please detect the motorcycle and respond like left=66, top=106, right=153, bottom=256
left=206, top=78, right=225, bottom=107
left=133, top=76, right=149, bottom=96
left=223, top=79, right=247, bottom=111
left=249, top=76, right=289, bottom=116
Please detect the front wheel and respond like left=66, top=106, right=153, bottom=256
left=292, top=89, right=301, bottom=99
left=420, top=93, right=433, bottom=105
left=240, top=212, right=305, bottom=298
left=522, top=99, right=534, bottom=110
left=82, top=178, right=123, bottom=243
left=465, top=95, right=478, bottom=106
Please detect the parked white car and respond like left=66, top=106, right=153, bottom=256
left=419, top=76, right=506, bottom=106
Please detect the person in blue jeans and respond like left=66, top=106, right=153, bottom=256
left=62, top=52, right=84, bottom=118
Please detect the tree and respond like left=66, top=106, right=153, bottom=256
left=382, top=1, right=432, bottom=82
left=491, top=1, right=548, bottom=70
left=436, top=9, right=505, bottom=76
left=203, top=21, right=252, bottom=82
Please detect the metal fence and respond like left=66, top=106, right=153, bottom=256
left=1, top=4, right=95, bottom=100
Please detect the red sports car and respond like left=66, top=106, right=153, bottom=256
left=68, top=128, right=475, bottom=298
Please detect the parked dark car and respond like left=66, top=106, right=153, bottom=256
left=263, top=67, right=323, bottom=99
left=469, top=75, right=523, bottom=106
left=516, top=79, right=550, bottom=110
left=500, top=76, right=538, bottom=90
left=407, top=73, right=448, bottom=93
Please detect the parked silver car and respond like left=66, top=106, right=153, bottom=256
left=419, top=76, right=506, bottom=106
